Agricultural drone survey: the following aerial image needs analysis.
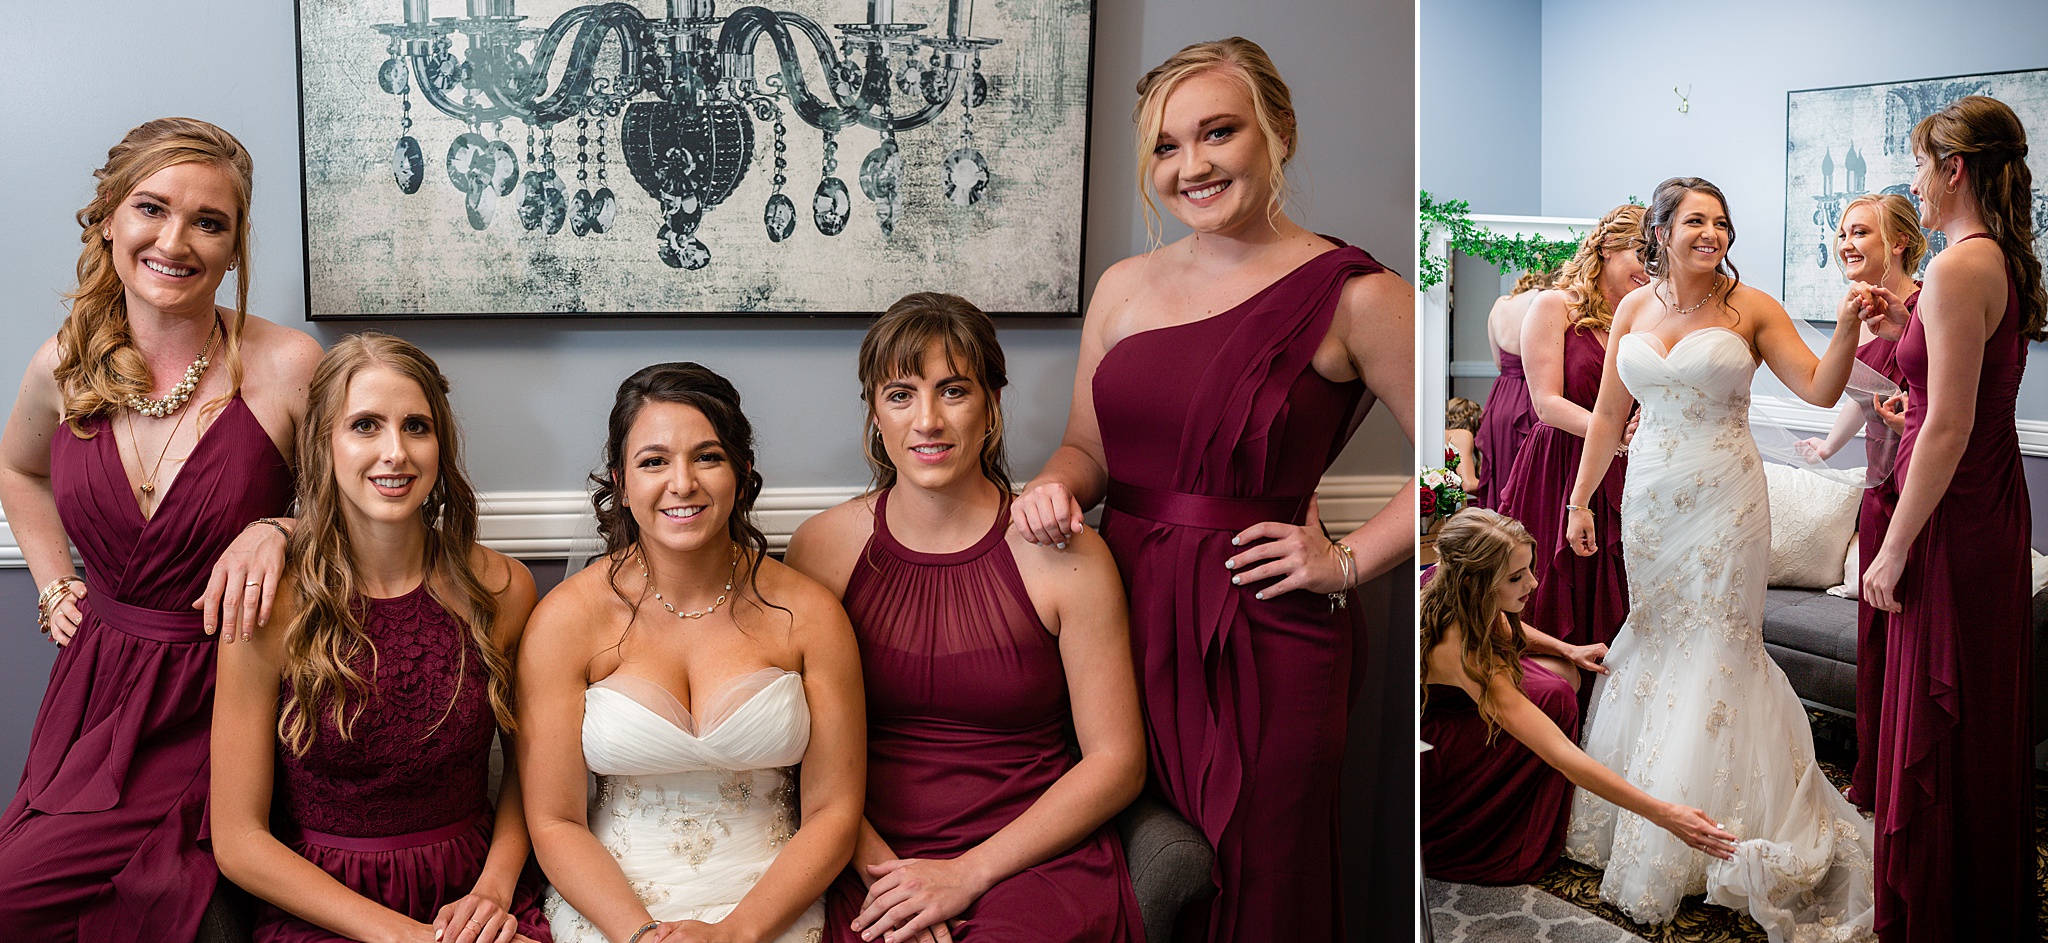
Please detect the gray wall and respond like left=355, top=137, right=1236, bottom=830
left=0, top=0, right=1416, bottom=926
left=1420, top=0, right=1542, bottom=216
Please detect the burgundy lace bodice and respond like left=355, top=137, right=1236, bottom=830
left=276, top=583, right=495, bottom=838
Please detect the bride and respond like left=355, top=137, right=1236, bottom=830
left=520, top=363, right=865, bottom=943
left=1560, top=177, right=1875, bottom=940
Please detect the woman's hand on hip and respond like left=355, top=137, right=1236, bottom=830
left=1225, top=497, right=1352, bottom=598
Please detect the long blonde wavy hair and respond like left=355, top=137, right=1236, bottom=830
left=1912, top=95, right=2046, bottom=341
left=1556, top=204, right=1645, bottom=333
left=56, top=118, right=253, bottom=436
left=1420, top=508, right=1533, bottom=740
left=1838, top=193, right=1928, bottom=284
left=278, top=333, right=514, bottom=755
left=1133, top=37, right=1297, bottom=246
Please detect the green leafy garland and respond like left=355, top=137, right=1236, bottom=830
left=1417, top=191, right=1584, bottom=291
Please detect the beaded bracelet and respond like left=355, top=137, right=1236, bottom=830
left=625, top=921, right=664, bottom=943
left=1326, top=539, right=1357, bottom=611
left=247, top=518, right=291, bottom=541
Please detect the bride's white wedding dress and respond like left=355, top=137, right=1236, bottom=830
left=1565, top=328, right=1874, bottom=942
left=544, top=668, right=826, bottom=943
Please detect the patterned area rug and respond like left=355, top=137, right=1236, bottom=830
left=1427, top=879, right=1650, bottom=943
left=1529, top=711, right=2048, bottom=942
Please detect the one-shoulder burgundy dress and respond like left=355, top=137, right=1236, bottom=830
left=0, top=397, right=291, bottom=941
left=1094, top=244, right=1383, bottom=941
left=1495, top=326, right=1629, bottom=646
left=1473, top=351, right=1536, bottom=508
left=1873, top=236, right=2033, bottom=942
left=257, top=583, right=550, bottom=942
left=1421, top=658, right=1579, bottom=884
left=824, top=489, right=1142, bottom=941
left=1848, top=291, right=1914, bottom=813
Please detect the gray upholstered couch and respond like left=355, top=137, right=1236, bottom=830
left=1761, top=585, right=2048, bottom=760
left=196, top=796, right=1213, bottom=943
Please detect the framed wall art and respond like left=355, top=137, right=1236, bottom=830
left=296, top=0, right=1094, bottom=318
left=1783, top=67, right=2048, bottom=321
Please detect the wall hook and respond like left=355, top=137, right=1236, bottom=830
left=1674, top=85, right=1692, bottom=114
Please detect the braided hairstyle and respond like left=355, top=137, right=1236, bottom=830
left=1912, top=95, right=2045, bottom=341
left=1555, top=204, right=1645, bottom=332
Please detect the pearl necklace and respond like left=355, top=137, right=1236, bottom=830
left=125, top=318, right=220, bottom=420
left=1669, top=275, right=1722, bottom=316
left=640, top=544, right=739, bottom=620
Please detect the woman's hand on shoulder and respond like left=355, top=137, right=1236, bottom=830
left=1223, top=496, right=1351, bottom=598
left=1010, top=480, right=1085, bottom=549
left=197, top=519, right=291, bottom=643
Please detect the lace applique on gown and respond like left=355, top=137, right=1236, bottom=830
left=1565, top=328, right=1874, bottom=942
left=542, top=670, right=825, bottom=943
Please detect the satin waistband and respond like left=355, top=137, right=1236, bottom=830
left=1106, top=479, right=1310, bottom=532
left=289, top=811, right=490, bottom=853
left=82, top=594, right=209, bottom=642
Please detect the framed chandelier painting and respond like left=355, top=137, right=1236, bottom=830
left=1782, top=67, right=2048, bottom=321
left=295, top=0, right=1095, bottom=318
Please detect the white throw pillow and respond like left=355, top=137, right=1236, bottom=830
left=1764, top=462, right=1862, bottom=589
left=1827, top=537, right=1860, bottom=599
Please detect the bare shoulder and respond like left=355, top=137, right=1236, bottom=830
left=524, top=556, right=626, bottom=661
left=18, top=335, right=65, bottom=404
left=468, top=544, right=537, bottom=606
left=1729, top=280, right=1789, bottom=321
left=1007, top=524, right=1122, bottom=602
left=786, top=495, right=876, bottom=596
left=1089, top=253, right=1160, bottom=342
left=749, top=555, right=854, bottom=656
left=1926, top=236, right=2008, bottom=285
left=237, top=313, right=323, bottom=384
left=1338, top=269, right=1413, bottom=327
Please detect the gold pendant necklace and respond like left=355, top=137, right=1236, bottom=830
left=640, top=544, right=740, bottom=619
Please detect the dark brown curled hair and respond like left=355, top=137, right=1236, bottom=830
left=857, top=292, right=1012, bottom=494
left=587, top=363, right=774, bottom=616
left=1640, top=177, right=1743, bottom=318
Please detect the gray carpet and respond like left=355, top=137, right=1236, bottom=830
left=1428, top=879, right=1651, bottom=943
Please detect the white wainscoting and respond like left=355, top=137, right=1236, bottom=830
left=0, top=475, right=1409, bottom=566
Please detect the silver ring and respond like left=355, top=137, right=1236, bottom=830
left=245, top=580, right=262, bottom=587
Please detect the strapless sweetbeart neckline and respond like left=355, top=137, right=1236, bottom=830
left=1622, top=325, right=1754, bottom=363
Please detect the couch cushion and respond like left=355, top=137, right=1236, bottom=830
left=1764, top=463, right=1861, bottom=589
left=1761, top=587, right=1859, bottom=663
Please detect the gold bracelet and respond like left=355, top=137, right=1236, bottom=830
left=1326, top=540, right=1357, bottom=611
left=625, top=921, right=664, bottom=943
left=36, top=576, right=83, bottom=633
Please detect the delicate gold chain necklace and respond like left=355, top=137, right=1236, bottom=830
left=1669, top=275, right=1722, bottom=316
left=639, top=544, right=739, bottom=619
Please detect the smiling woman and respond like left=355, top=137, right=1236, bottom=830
left=0, top=117, right=321, bottom=941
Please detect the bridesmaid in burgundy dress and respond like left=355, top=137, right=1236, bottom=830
left=1495, top=205, right=1645, bottom=647
left=1860, top=96, right=2041, bottom=943
left=0, top=118, right=320, bottom=941
left=788, top=293, right=1145, bottom=943
left=1791, top=193, right=1924, bottom=812
left=212, top=335, right=549, bottom=943
left=1011, top=39, right=1413, bottom=941
left=1420, top=509, right=1732, bottom=883
left=1472, top=271, right=1550, bottom=508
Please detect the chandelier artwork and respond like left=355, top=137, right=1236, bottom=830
left=372, top=0, right=1000, bottom=270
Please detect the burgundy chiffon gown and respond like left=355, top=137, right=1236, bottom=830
left=824, top=489, right=1142, bottom=941
left=1473, top=351, right=1536, bottom=509
left=257, top=582, right=550, bottom=942
left=0, top=397, right=291, bottom=941
left=1495, top=326, right=1629, bottom=647
left=1421, top=657, right=1578, bottom=884
left=1094, top=243, right=1381, bottom=941
left=1848, top=292, right=1914, bottom=813
left=1874, top=237, right=2033, bottom=942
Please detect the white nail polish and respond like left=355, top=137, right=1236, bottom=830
left=1254, top=591, right=1265, bottom=600
left=1224, top=559, right=1235, bottom=569
left=1231, top=536, right=1240, bottom=546
left=1231, top=575, right=1240, bottom=585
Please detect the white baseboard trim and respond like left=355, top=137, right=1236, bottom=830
left=1750, top=394, right=2048, bottom=457
left=0, top=475, right=1408, bottom=566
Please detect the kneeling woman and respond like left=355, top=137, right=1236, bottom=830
left=787, top=293, right=1146, bottom=943
left=1421, top=508, right=1736, bottom=884
left=521, top=363, right=865, bottom=943
left=212, top=333, right=550, bottom=942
